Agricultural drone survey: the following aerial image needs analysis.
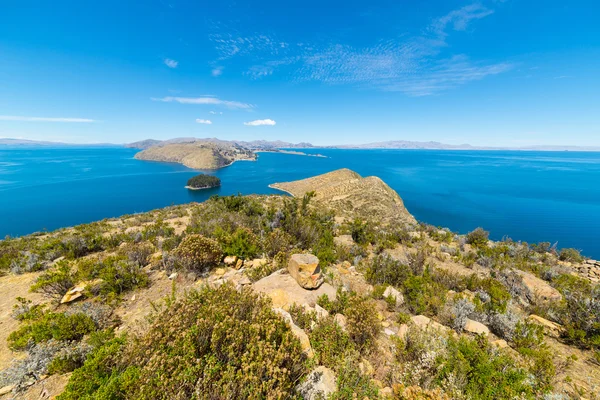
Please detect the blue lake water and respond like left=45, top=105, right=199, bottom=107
left=1, top=146, right=599, bottom=258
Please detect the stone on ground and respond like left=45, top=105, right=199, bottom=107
left=464, top=319, right=490, bottom=336
left=296, top=366, right=336, bottom=400
left=287, top=253, right=324, bottom=289
left=253, top=269, right=336, bottom=310
left=383, top=286, right=404, bottom=306
left=273, top=308, right=313, bottom=358
left=528, top=314, right=563, bottom=338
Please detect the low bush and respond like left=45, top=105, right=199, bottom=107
left=309, top=317, right=355, bottom=369
left=8, top=312, right=96, bottom=350
left=466, top=227, right=489, bottom=248
left=558, top=248, right=583, bottom=263
left=174, top=234, right=223, bottom=272
left=59, top=285, right=308, bottom=399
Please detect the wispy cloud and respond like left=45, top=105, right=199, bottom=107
left=429, top=3, right=494, bottom=36
left=164, top=58, right=179, bottom=68
left=0, top=115, right=97, bottom=123
left=195, top=119, right=212, bottom=124
left=151, top=96, right=254, bottom=109
left=244, top=119, right=276, bottom=126
left=212, top=67, right=223, bottom=77
left=209, top=111, right=223, bottom=115
left=211, top=3, right=510, bottom=95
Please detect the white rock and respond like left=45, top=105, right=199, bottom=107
left=296, top=366, right=336, bottom=400
left=168, top=272, right=178, bottom=280
left=333, top=313, right=347, bottom=331
left=314, top=304, right=329, bottom=319
left=383, top=286, right=404, bottom=306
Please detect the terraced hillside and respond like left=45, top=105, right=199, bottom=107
left=134, top=141, right=256, bottom=169
left=271, top=168, right=416, bottom=225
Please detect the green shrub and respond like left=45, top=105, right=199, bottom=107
left=61, top=285, right=308, bottom=399
left=466, top=228, right=489, bottom=248
left=95, top=256, right=149, bottom=296
left=310, top=317, right=355, bottom=369
left=174, top=234, right=223, bottom=271
left=30, top=260, right=75, bottom=300
left=364, top=254, right=411, bottom=288
left=289, top=303, right=317, bottom=332
left=58, top=335, right=139, bottom=400
left=558, top=248, right=583, bottom=263
left=220, top=227, right=260, bottom=259
left=8, top=312, right=96, bottom=350
left=349, top=219, right=373, bottom=246
left=403, top=270, right=446, bottom=316
left=330, top=357, right=380, bottom=400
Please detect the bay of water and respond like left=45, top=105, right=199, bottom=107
left=0, top=146, right=599, bottom=258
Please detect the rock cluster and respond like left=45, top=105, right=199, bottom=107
left=573, top=259, right=600, bottom=283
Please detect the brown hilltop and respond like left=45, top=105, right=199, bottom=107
left=270, top=168, right=416, bottom=225
left=134, top=142, right=256, bottom=170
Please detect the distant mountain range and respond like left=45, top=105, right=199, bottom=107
left=126, top=138, right=600, bottom=152
left=2, top=137, right=600, bottom=152
left=124, top=137, right=313, bottom=150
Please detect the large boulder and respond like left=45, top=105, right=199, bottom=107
left=515, top=271, right=562, bottom=303
left=253, top=269, right=336, bottom=310
left=464, top=319, right=490, bottom=336
left=288, top=254, right=324, bottom=289
left=296, top=366, right=337, bottom=400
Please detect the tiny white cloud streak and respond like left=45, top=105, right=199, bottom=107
left=212, top=67, right=223, bottom=77
left=164, top=58, right=179, bottom=68
left=195, top=119, right=212, bottom=124
left=151, top=96, right=254, bottom=109
left=0, top=116, right=97, bottom=123
left=244, top=119, right=276, bottom=126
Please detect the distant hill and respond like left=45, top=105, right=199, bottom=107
left=134, top=141, right=256, bottom=169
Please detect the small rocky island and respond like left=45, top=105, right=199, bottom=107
left=185, top=174, right=221, bottom=190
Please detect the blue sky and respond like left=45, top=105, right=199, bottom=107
left=1, top=0, right=599, bottom=146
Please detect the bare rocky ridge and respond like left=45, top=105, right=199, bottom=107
left=134, top=141, right=255, bottom=170
left=270, top=168, right=416, bottom=225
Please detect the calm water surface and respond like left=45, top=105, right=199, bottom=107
left=1, top=147, right=599, bottom=258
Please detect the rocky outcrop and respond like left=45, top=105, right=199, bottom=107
left=252, top=269, right=336, bottom=310
left=135, top=142, right=255, bottom=170
left=515, top=270, right=562, bottom=303
left=296, top=366, right=337, bottom=400
left=573, top=259, right=600, bottom=283
left=288, top=254, right=324, bottom=289
left=270, top=168, right=416, bottom=225
left=528, top=314, right=562, bottom=338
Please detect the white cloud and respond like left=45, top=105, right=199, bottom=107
left=164, top=58, right=179, bottom=68
left=151, top=96, right=254, bottom=109
left=244, top=119, right=276, bottom=126
left=212, top=67, right=223, bottom=77
left=211, top=4, right=509, bottom=96
left=195, top=119, right=212, bottom=124
left=209, top=111, right=223, bottom=115
left=0, top=115, right=96, bottom=123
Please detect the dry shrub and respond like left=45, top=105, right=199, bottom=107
left=174, top=234, right=223, bottom=272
